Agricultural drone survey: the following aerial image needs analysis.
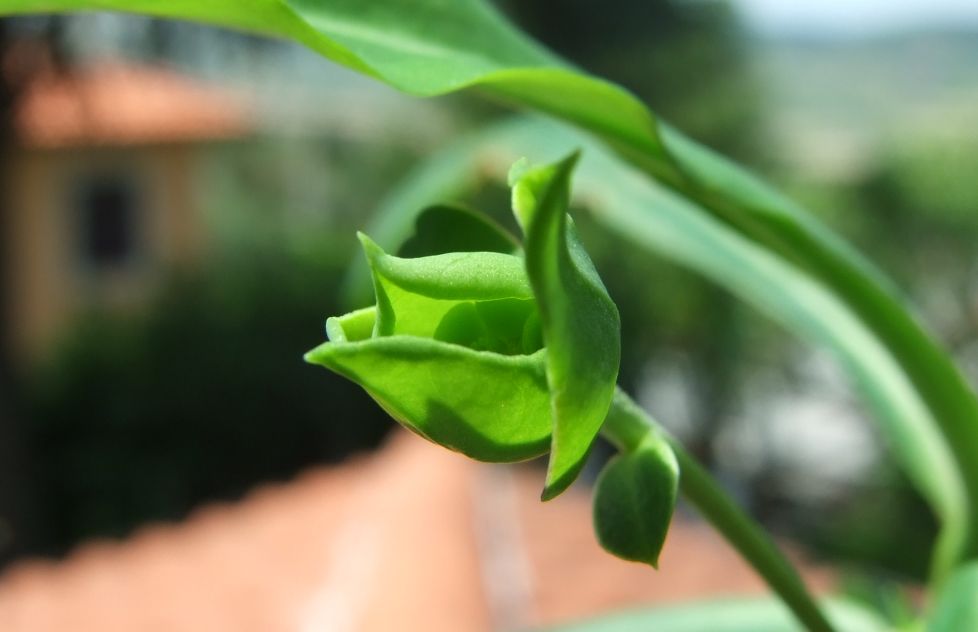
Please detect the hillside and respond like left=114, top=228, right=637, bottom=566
left=751, top=28, right=978, bottom=178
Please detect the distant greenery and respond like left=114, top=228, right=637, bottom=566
left=753, top=29, right=978, bottom=174
left=499, top=0, right=764, bottom=158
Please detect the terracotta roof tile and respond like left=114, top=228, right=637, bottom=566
left=14, top=61, right=252, bottom=149
left=0, top=430, right=833, bottom=631
left=511, top=467, right=834, bottom=627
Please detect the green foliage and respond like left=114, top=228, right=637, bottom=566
left=307, top=238, right=553, bottom=461
left=309, top=167, right=829, bottom=629
left=12, top=0, right=978, bottom=628
left=309, top=155, right=621, bottom=499
left=348, top=116, right=967, bottom=572
left=100, top=0, right=973, bottom=543
left=15, top=5, right=978, bottom=538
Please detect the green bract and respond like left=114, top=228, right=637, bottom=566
left=594, top=389, right=678, bottom=567
left=306, top=154, right=620, bottom=497
left=511, top=153, right=622, bottom=499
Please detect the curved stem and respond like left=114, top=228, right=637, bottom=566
left=602, top=388, right=835, bottom=632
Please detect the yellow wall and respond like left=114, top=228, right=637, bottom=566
left=2, top=144, right=206, bottom=364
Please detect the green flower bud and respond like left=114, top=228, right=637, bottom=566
left=306, top=153, right=621, bottom=498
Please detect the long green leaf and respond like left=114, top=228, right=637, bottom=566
left=539, top=598, right=888, bottom=632
left=1, top=0, right=666, bottom=173
left=659, top=126, right=978, bottom=569
left=349, top=116, right=968, bottom=574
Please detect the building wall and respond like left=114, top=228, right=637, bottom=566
left=2, top=143, right=205, bottom=364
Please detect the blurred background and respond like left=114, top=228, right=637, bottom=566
left=0, top=1, right=977, bottom=629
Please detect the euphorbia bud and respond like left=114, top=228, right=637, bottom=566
left=306, top=153, right=621, bottom=499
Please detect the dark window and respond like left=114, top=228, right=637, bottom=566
left=78, top=176, right=137, bottom=268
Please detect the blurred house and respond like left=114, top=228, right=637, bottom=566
left=0, top=430, right=832, bottom=632
left=1, top=56, right=252, bottom=363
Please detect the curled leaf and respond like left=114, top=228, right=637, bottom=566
left=307, top=229, right=551, bottom=461
left=359, top=232, right=535, bottom=345
left=308, top=163, right=621, bottom=487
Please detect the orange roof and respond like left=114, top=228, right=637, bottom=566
left=14, top=61, right=252, bottom=149
left=0, top=430, right=834, bottom=631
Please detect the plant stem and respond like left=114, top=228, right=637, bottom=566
left=602, top=388, right=835, bottom=632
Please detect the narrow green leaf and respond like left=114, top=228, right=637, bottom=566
left=927, top=562, right=978, bottom=632
left=311, top=228, right=550, bottom=460
left=305, top=337, right=550, bottom=462
left=397, top=204, right=519, bottom=259
left=539, top=597, right=889, bottom=632
left=662, top=117, right=978, bottom=568
left=593, top=432, right=678, bottom=567
left=513, top=154, right=621, bottom=499
left=2, top=0, right=664, bottom=173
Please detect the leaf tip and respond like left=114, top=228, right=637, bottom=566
left=303, top=343, right=329, bottom=366
left=357, top=231, right=385, bottom=260
left=540, top=458, right=587, bottom=501
left=561, top=148, right=582, bottom=171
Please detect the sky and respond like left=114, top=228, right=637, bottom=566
left=731, top=0, right=978, bottom=35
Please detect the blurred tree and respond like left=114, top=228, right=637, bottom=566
left=0, top=13, right=293, bottom=564
left=0, top=16, right=55, bottom=566
left=0, top=18, right=22, bottom=566
left=0, top=14, right=103, bottom=565
left=26, top=252, right=392, bottom=554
